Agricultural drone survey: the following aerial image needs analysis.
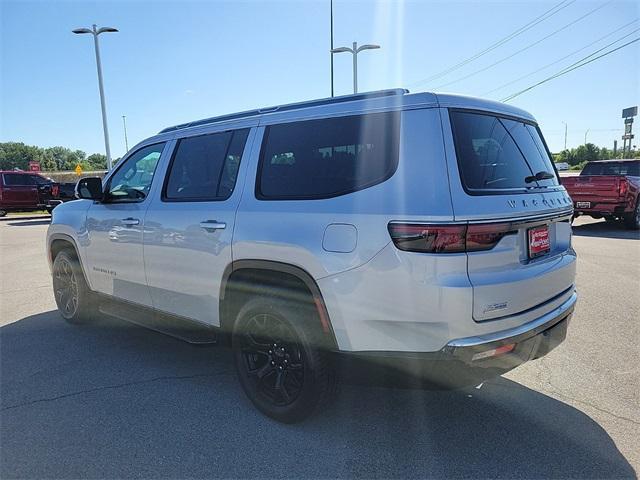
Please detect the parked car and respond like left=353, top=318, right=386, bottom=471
left=0, top=170, right=64, bottom=216
left=555, top=162, right=569, bottom=171
left=562, top=159, right=640, bottom=229
left=47, top=89, right=577, bottom=422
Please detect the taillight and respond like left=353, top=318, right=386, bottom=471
left=52, top=184, right=59, bottom=197
left=619, top=179, right=628, bottom=197
left=388, top=222, right=514, bottom=253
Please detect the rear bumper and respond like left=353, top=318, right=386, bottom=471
left=573, top=201, right=629, bottom=216
left=335, top=292, right=576, bottom=389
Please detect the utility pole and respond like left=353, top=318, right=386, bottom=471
left=73, top=24, right=118, bottom=171
left=584, top=129, right=590, bottom=145
left=330, top=0, right=334, bottom=97
left=122, top=115, right=129, bottom=152
left=562, top=121, right=568, bottom=150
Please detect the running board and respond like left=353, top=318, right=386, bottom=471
left=98, top=299, right=218, bottom=345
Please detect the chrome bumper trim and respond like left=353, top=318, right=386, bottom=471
left=447, top=291, right=577, bottom=348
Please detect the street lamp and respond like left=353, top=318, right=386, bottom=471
left=584, top=129, right=590, bottom=145
left=562, top=121, right=568, bottom=150
left=331, top=42, right=380, bottom=94
left=73, top=24, right=118, bottom=171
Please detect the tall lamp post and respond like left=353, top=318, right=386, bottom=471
left=562, top=121, right=568, bottom=150
left=584, top=129, right=590, bottom=145
left=122, top=115, right=129, bottom=152
left=73, top=24, right=118, bottom=171
left=331, top=42, right=380, bottom=94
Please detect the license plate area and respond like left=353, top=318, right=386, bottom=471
left=576, top=201, right=591, bottom=209
left=528, top=225, right=550, bottom=259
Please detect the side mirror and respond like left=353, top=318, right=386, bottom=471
left=75, top=177, right=104, bottom=200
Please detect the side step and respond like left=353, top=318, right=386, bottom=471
left=99, top=299, right=218, bottom=345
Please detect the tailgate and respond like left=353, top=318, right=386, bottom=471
left=564, top=175, right=623, bottom=201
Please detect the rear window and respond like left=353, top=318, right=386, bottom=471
left=257, top=112, right=401, bottom=199
left=581, top=161, right=640, bottom=176
left=450, top=110, right=559, bottom=193
left=2, top=173, right=33, bottom=186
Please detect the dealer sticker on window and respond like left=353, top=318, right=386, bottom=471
left=528, top=225, right=550, bottom=259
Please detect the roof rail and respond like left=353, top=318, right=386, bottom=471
left=159, top=88, right=409, bottom=134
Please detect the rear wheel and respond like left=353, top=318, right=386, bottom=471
left=232, top=298, right=335, bottom=423
left=623, top=201, right=640, bottom=230
left=0, top=209, right=7, bottom=217
left=52, top=250, right=98, bottom=323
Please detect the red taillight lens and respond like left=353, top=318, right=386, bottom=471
left=619, top=179, right=628, bottom=197
left=466, top=223, right=512, bottom=252
left=388, top=222, right=514, bottom=253
left=52, top=185, right=59, bottom=197
left=388, top=224, right=466, bottom=253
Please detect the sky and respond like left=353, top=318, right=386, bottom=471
left=1, top=0, right=638, bottom=159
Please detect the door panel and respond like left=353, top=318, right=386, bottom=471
left=1, top=174, right=38, bottom=207
left=84, top=142, right=168, bottom=306
left=144, top=125, right=256, bottom=326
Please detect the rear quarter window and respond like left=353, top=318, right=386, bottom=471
left=450, top=110, right=559, bottom=194
left=257, top=112, right=401, bottom=200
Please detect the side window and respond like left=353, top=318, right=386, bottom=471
left=163, top=129, right=249, bottom=201
left=31, top=175, right=51, bottom=185
left=2, top=174, right=32, bottom=186
left=106, top=143, right=165, bottom=203
left=257, top=112, right=401, bottom=200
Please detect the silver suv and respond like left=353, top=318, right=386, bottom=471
left=47, top=89, right=577, bottom=422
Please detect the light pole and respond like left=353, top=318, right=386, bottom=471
left=584, top=129, right=590, bottom=145
left=331, top=42, right=380, bottom=94
left=73, top=24, right=118, bottom=171
left=562, top=121, right=568, bottom=150
left=122, top=115, right=129, bottom=152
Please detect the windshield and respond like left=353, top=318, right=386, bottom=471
left=450, top=110, right=559, bottom=193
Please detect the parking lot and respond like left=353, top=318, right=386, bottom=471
left=1, top=215, right=638, bottom=478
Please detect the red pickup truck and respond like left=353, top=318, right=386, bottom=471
left=562, top=159, right=640, bottom=230
left=0, top=171, right=64, bottom=217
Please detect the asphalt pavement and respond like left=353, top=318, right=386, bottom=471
left=1, top=215, right=638, bottom=479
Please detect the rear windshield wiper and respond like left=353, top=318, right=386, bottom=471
left=525, top=171, right=555, bottom=183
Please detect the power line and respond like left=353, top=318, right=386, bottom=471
left=501, top=37, right=640, bottom=102
left=432, top=0, right=613, bottom=90
left=482, top=19, right=639, bottom=96
left=407, top=0, right=575, bottom=88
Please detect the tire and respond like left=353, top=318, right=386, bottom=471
left=0, top=209, right=7, bottom=217
left=604, top=216, right=617, bottom=223
left=52, top=249, right=98, bottom=324
left=623, top=201, right=640, bottom=230
left=232, top=297, right=336, bottom=423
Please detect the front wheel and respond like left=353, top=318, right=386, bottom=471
left=623, top=202, right=640, bottom=230
left=52, top=250, right=98, bottom=323
left=232, top=298, right=335, bottom=423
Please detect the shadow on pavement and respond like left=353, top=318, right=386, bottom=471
left=572, top=219, right=639, bottom=240
left=1, top=311, right=635, bottom=479
left=5, top=219, right=51, bottom=227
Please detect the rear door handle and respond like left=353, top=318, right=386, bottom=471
left=121, top=217, right=140, bottom=226
left=199, top=220, right=226, bottom=232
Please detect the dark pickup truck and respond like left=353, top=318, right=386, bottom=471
left=0, top=171, right=75, bottom=217
left=562, top=159, right=640, bottom=229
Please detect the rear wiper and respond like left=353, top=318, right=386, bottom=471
left=525, top=171, right=555, bottom=183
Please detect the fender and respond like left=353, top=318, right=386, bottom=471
left=47, top=233, right=92, bottom=289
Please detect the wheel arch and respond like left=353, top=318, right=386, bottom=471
left=219, top=260, right=337, bottom=350
left=48, top=234, right=91, bottom=287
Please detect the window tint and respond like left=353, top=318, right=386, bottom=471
left=257, top=112, right=400, bottom=199
left=450, top=110, right=559, bottom=193
left=581, top=161, right=640, bottom=176
left=164, top=129, right=249, bottom=201
left=107, top=143, right=165, bottom=202
left=2, top=173, right=32, bottom=186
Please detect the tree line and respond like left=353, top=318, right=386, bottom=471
left=553, top=143, right=638, bottom=168
left=0, top=142, right=112, bottom=172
